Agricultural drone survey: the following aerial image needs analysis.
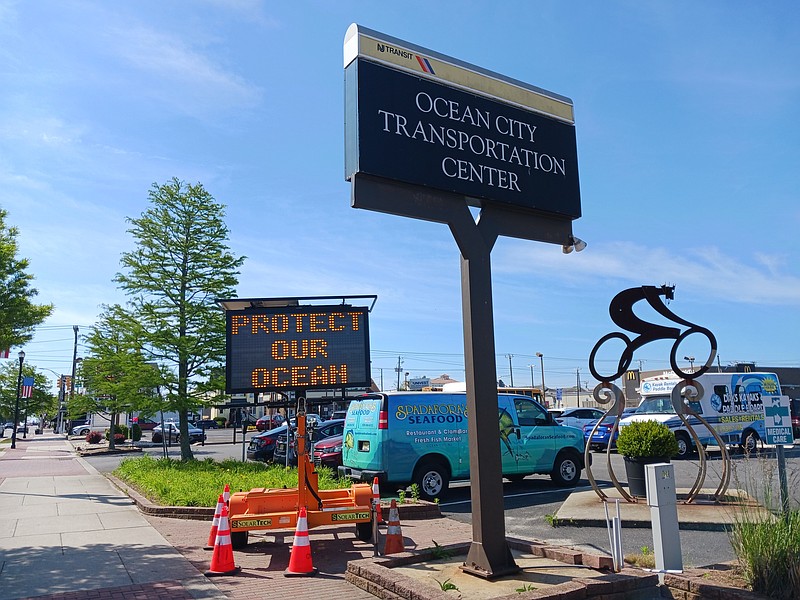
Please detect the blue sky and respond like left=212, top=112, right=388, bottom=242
left=2, top=1, right=799, bottom=393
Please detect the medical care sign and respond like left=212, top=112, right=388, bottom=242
left=225, top=305, right=370, bottom=394
left=344, top=24, right=581, bottom=220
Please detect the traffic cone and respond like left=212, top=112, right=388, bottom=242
left=372, top=477, right=383, bottom=523
left=204, top=505, right=241, bottom=577
left=223, top=483, right=231, bottom=505
left=204, top=494, right=225, bottom=550
left=383, top=499, right=405, bottom=555
left=284, top=506, right=318, bottom=577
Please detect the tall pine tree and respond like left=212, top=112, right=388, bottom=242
left=115, top=179, right=244, bottom=460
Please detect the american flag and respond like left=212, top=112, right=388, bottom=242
left=21, top=377, right=34, bottom=398
left=0, top=349, right=9, bottom=359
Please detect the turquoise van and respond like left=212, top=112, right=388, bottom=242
left=338, top=392, right=587, bottom=499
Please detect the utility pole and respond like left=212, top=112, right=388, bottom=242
left=506, top=354, right=514, bottom=387
left=576, top=368, right=581, bottom=406
left=68, top=326, right=79, bottom=435
left=395, top=356, right=403, bottom=390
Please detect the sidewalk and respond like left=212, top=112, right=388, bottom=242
left=0, top=431, right=224, bottom=599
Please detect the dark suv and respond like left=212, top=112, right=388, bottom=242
left=274, top=419, right=345, bottom=466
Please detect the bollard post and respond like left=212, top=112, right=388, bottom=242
left=645, top=463, right=683, bottom=582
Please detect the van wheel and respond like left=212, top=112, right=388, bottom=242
left=741, top=430, right=760, bottom=454
left=230, top=530, right=248, bottom=549
left=412, top=460, right=449, bottom=500
left=550, top=450, right=581, bottom=487
left=675, top=432, right=693, bottom=459
left=355, top=521, right=373, bottom=542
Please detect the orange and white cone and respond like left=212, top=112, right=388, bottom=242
left=383, top=499, right=405, bottom=555
left=204, top=505, right=241, bottom=577
left=372, top=477, right=383, bottom=523
left=205, top=494, right=225, bottom=549
left=284, top=506, right=318, bottom=577
left=223, top=483, right=231, bottom=506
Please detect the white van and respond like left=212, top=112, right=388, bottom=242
left=622, top=372, right=782, bottom=458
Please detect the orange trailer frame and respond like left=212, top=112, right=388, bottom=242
left=228, top=412, right=374, bottom=547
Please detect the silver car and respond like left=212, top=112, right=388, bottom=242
left=152, top=422, right=206, bottom=444
left=71, top=423, right=92, bottom=436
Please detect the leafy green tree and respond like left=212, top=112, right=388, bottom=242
left=115, top=179, right=244, bottom=460
left=73, top=305, right=161, bottom=450
left=0, top=362, right=56, bottom=429
left=0, top=208, right=53, bottom=350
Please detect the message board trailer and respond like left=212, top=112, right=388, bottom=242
left=219, top=297, right=373, bottom=395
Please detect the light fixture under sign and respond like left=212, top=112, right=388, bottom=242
left=562, top=235, right=587, bottom=254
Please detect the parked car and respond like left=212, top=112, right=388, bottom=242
left=194, top=419, right=220, bottom=429
left=151, top=422, right=206, bottom=444
left=246, top=424, right=289, bottom=462
left=274, top=419, right=345, bottom=466
left=556, top=407, right=605, bottom=430
left=583, top=408, right=637, bottom=451
left=71, top=423, right=92, bottom=436
left=134, top=417, right=159, bottom=431
left=791, top=398, right=800, bottom=439
left=6, top=422, right=29, bottom=434
left=312, top=434, right=344, bottom=469
left=255, top=414, right=284, bottom=432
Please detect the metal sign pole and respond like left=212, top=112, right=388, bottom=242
left=777, top=445, right=789, bottom=515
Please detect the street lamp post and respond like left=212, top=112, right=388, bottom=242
left=11, top=350, right=25, bottom=449
left=536, top=352, right=546, bottom=407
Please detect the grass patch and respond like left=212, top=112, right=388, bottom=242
left=114, top=455, right=352, bottom=507
left=727, top=453, right=800, bottom=599
left=730, top=507, right=800, bottom=599
left=625, top=545, right=656, bottom=569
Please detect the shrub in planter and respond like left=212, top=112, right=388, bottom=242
left=85, top=431, right=103, bottom=444
left=616, top=420, right=678, bottom=460
left=214, top=416, right=226, bottom=428
left=131, top=423, right=142, bottom=442
left=616, top=420, right=678, bottom=497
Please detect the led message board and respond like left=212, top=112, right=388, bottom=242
left=225, top=305, right=370, bottom=394
left=344, top=24, right=581, bottom=220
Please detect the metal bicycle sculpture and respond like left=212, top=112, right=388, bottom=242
left=584, top=285, right=731, bottom=504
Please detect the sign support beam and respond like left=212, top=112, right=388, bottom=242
left=354, top=173, right=577, bottom=578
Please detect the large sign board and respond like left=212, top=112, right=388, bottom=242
left=225, top=305, right=370, bottom=394
left=344, top=24, right=581, bottom=220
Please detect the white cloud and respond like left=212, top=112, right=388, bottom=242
left=495, top=241, right=800, bottom=306
left=110, top=25, right=262, bottom=115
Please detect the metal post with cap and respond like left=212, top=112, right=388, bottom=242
left=11, top=350, right=25, bottom=449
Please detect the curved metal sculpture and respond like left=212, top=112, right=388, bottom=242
left=586, top=285, right=728, bottom=504
left=584, top=382, right=634, bottom=502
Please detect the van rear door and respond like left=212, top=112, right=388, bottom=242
left=342, top=395, right=386, bottom=480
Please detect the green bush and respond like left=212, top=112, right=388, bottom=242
left=104, top=424, right=128, bottom=441
left=131, top=423, right=142, bottom=442
left=214, top=416, right=226, bottom=428
left=616, top=420, right=678, bottom=459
